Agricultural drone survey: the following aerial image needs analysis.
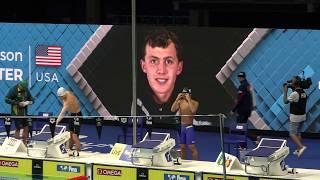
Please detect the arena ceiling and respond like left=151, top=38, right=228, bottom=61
left=0, top=0, right=319, bottom=27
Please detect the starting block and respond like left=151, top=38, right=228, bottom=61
left=0, top=137, right=27, bottom=154
left=27, top=124, right=70, bottom=158
left=244, top=138, right=289, bottom=176
left=131, top=132, right=176, bottom=167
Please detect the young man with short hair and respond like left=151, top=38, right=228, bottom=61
left=171, top=87, right=199, bottom=160
left=56, top=87, right=82, bottom=156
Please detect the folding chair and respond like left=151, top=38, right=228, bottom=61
left=224, top=122, right=248, bottom=158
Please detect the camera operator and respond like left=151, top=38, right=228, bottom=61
left=283, top=76, right=307, bottom=157
left=171, top=87, right=199, bottom=160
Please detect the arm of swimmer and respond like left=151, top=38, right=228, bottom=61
left=171, top=99, right=181, bottom=112
left=56, top=104, right=68, bottom=124
left=171, top=93, right=183, bottom=112
left=185, top=94, right=198, bottom=114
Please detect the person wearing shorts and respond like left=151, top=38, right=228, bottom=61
left=69, top=111, right=82, bottom=136
left=171, top=87, right=199, bottom=160
left=180, top=124, right=196, bottom=145
left=289, top=121, right=304, bottom=137
left=56, top=87, right=82, bottom=157
left=283, top=76, right=307, bottom=157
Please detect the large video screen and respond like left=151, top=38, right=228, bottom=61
left=82, top=26, right=319, bottom=133
left=79, top=25, right=252, bottom=125
left=0, top=23, right=318, bottom=133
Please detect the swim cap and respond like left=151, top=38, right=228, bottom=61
left=181, top=87, right=191, bottom=94
left=57, top=87, right=67, bottom=97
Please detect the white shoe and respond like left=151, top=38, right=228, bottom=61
left=68, top=150, right=79, bottom=157
left=293, top=149, right=299, bottom=155
left=297, top=146, right=307, bottom=157
left=72, top=150, right=79, bottom=157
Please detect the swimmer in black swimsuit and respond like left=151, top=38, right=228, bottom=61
left=56, top=87, right=82, bottom=156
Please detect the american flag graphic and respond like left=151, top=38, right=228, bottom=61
left=35, top=45, right=62, bottom=66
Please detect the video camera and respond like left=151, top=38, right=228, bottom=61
left=283, top=71, right=312, bottom=90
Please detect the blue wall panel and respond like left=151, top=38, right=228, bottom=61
left=231, top=29, right=320, bottom=133
left=0, top=23, right=99, bottom=117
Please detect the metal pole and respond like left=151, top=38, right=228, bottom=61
left=131, top=0, right=137, bottom=145
left=219, top=113, right=227, bottom=180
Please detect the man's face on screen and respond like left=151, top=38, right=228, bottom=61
left=141, top=42, right=183, bottom=103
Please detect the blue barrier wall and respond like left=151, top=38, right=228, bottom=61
left=0, top=23, right=99, bottom=117
left=231, top=29, right=320, bottom=133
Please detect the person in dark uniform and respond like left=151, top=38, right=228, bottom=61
left=231, top=72, right=253, bottom=124
left=283, top=76, right=307, bottom=157
left=136, top=28, right=183, bottom=128
left=231, top=72, right=254, bottom=148
left=56, top=87, right=82, bottom=157
left=5, top=80, right=33, bottom=145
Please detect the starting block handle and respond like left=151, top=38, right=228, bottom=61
left=49, top=118, right=56, bottom=138
left=4, top=117, right=11, bottom=138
